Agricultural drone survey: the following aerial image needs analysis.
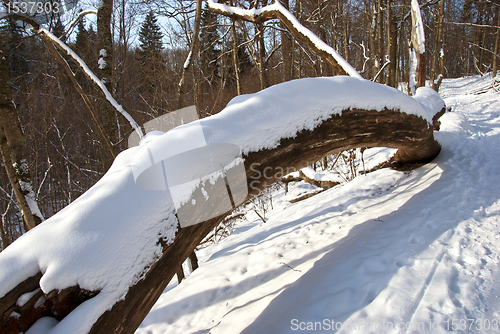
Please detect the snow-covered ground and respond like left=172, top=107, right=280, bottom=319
left=136, top=74, right=500, bottom=334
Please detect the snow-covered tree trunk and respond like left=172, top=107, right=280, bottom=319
left=0, top=47, right=43, bottom=232
left=410, top=0, right=426, bottom=94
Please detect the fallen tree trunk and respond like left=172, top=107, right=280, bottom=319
left=0, top=79, right=443, bottom=334
left=90, top=107, right=440, bottom=334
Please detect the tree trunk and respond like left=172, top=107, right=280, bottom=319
left=493, top=5, right=500, bottom=78
left=97, top=0, right=117, bottom=170
left=432, top=0, right=446, bottom=91
left=386, top=0, right=398, bottom=88
left=176, top=266, right=185, bottom=284
left=256, top=22, right=268, bottom=90
left=376, top=0, right=384, bottom=82
left=410, top=0, right=426, bottom=92
left=0, top=47, right=43, bottom=232
left=88, top=106, right=442, bottom=334
left=231, top=20, right=241, bottom=95
left=189, top=250, right=199, bottom=271
left=178, top=0, right=203, bottom=109
left=280, top=0, right=293, bottom=81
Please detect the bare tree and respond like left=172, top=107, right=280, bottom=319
left=178, top=0, right=203, bottom=110
left=0, top=44, right=43, bottom=232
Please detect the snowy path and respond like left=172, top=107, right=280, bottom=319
left=136, top=75, right=500, bottom=334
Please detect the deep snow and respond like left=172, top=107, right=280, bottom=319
left=135, top=74, right=500, bottom=334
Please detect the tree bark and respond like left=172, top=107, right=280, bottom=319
left=432, top=0, right=446, bottom=91
left=280, top=0, right=293, bottom=81
left=493, top=5, right=500, bottom=78
left=376, top=0, right=384, bottom=82
left=231, top=19, right=241, bottom=95
left=386, top=0, right=398, bottom=88
left=411, top=0, right=426, bottom=89
left=178, top=0, right=203, bottom=109
left=189, top=250, right=199, bottom=271
left=97, top=0, right=118, bottom=169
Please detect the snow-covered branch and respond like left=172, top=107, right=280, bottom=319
left=205, top=0, right=362, bottom=78
left=37, top=28, right=144, bottom=139
left=0, top=14, right=144, bottom=140
left=59, top=10, right=98, bottom=40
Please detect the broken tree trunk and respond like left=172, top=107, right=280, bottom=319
left=1, top=94, right=443, bottom=334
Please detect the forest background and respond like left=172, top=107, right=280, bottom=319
left=0, top=0, right=498, bottom=249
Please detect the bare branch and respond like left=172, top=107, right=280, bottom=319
left=205, top=0, right=362, bottom=77
left=444, top=21, right=500, bottom=30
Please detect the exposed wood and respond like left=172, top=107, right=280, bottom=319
left=1, top=272, right=98, bottom=334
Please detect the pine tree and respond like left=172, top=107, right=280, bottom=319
left=137, top=10, right=164, bottom=65
left=52, top=17, right=65, bottom=41
left=0, top=19, right=29, bottom=79
left=199, top=8, right=221, bottom=82
left=74, top=17, right=89, bottom=55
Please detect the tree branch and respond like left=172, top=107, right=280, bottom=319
left=205, top=0, right=362, bottom=78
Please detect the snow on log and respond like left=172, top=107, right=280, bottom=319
left=0, top=77, right=444, bottom=334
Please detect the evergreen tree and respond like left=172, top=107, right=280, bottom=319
left=52, top=17, right=65, bottom=41
left=137, top=10, right=164, bottom=64
left=199, top=8, right=221, bottom=82
left=74, top=17, right=89, bottom=54
left=0, top=19, right=29, bottom=79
